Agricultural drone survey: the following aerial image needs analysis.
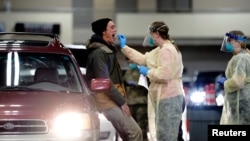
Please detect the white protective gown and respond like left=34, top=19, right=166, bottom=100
left=220, top=49, right=250, bottom=124
left=121, top=42, right=184, bottom=140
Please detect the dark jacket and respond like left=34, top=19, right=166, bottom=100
left=85, top=34, right=126, bottom=111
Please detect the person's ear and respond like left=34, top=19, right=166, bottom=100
left=102, top=31, right=106, bottom=35
left=155, top=32, right=160, bottom=38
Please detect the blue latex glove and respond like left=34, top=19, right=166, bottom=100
left=216, top=77, right=227, bottom=85
left=117, top=34, right=127, bottom=48
left=138, top=65, right=149, bottom=76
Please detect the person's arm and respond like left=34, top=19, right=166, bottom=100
left=224, top=55, right=248, bottom=92
left=117, top=34, right=146, bottom=65
left=121, top=46, right=146, bottom=66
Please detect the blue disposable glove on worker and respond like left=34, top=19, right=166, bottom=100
left=117, top=34, right=127, bottom=49
left=138, top=65, right=149, bottom=76
left=216, top=77, right=227, bottom=85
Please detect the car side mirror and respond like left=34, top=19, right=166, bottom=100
left=90, top=78, right=111, bottom=92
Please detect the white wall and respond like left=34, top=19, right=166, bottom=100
left=0, top=12, right=73, bottom=44
left=116, top=13, right=250, bottom=38
left=1, top=0, right=250, bottom=44
left=193, top=0, right=250, bottom=11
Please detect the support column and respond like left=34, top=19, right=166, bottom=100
left=137, top=0, right=156, bottom=12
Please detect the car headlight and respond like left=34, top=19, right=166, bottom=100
left=190, top=91, right=206, bottom=104
left=53, top=112, right=91, bottom=137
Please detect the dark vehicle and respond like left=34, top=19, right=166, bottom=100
left=187, top=70, right=225, bottom=106
left=0, top=32, right=110, bottom=141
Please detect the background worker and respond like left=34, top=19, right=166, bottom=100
left=123, top=57, right=148, bottom=141
left=217, top=30, right=250, bottom=124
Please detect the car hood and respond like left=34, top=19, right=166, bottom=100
left=0, top=91, right=95, bottom=119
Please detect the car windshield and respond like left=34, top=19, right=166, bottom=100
left=0, top=52, right=83, bottom=92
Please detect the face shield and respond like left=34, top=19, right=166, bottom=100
left=142, top=25, right=168, bottom=47
left=142, top=26, right=156, bottom=47
left=221, top=33, right=247, bottom=52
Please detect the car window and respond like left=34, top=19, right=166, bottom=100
left=0, top=52, right=83, bottom=92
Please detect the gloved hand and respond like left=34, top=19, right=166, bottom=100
left=216, top=77, right=227, bottom=85
left=117, top=34, right=127, bottom=48
left=138, top=65, right=149, bottom=76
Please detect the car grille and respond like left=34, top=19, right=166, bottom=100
left=0, top=119, right=48, bottom=134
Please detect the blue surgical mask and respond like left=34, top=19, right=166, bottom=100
left=129, top=63, right=137, bottom=70
left=225, top=43, right=234, bottom=53
left=148, top=36, right=156, bottom=46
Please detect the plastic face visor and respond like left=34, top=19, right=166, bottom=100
left=220, top=33, right=247, bottom=52
left=142, top=26, right=154, bottom=47
left=142, top=25, right=168, bottom=47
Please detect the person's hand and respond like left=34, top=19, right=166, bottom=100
left=138, top=65, right=149, bottom=76
left=117, top=34, right=127, bottom=48
left=121, top=103, right=131, bottom=116
left=216, top=77, right=227, bottom=85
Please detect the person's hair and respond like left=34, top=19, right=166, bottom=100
left=229, top=30, right=247, bottom=49
left=150, top=21, right=180, bottom=52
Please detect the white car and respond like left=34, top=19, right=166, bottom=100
left=99, top=113, right=122, bottom=141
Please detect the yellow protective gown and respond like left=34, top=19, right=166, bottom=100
left=121, top=42, right=184, bottom=140
left=220, top=50, right=250, bottom=124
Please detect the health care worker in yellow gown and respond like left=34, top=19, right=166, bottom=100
left=117, top=21, right=185, bottom=141
left=217, top=30, right=250, bottom=124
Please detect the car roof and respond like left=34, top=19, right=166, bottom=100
left=0, top=32, right=71, bottom=55
left=0, top=32, right=56, bottom=44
